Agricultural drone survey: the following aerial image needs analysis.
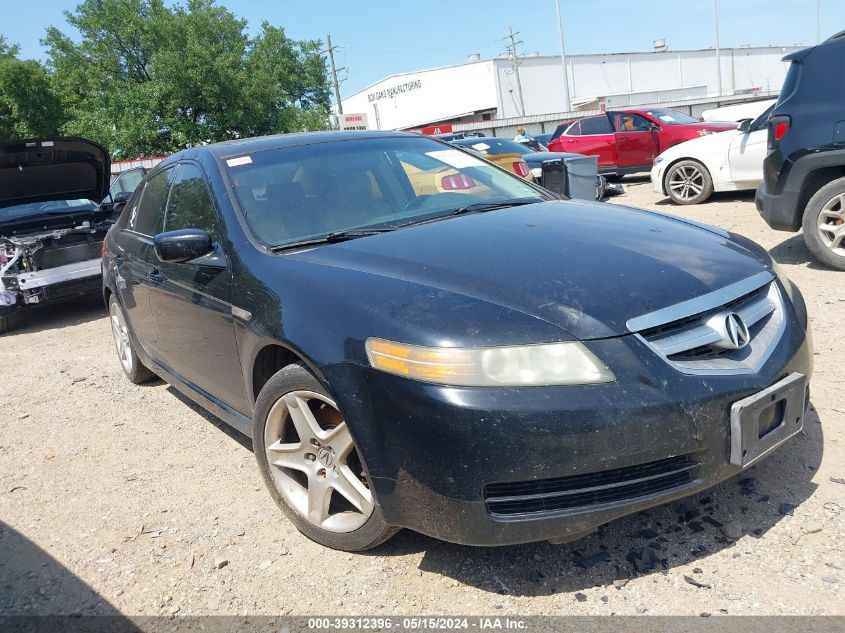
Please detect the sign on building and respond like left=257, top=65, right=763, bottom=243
left=338, top=113, right=369, bottom=131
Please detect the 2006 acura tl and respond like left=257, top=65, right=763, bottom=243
left=102, top=131, right=812, bottom=551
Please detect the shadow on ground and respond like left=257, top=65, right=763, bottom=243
left=370, top=406, right=824, bottom=596
left=0, top=296, right=105, bottom=338
left=654, top=190, right=756, bottom=206
left=0, top=521, right=128, bottom=619
left=166, top=386, right=253, bottom=451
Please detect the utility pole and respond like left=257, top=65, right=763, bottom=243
left=502, top=26, right=526, bottom=117
left=325, top=34, right=344, bottom=115
left=713, top=0, right=722, bottom=96
left=554, top=0, right=572, bottom=112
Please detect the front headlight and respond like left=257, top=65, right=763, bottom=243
left=365, top=338, right=615, bottom=387
left=771, top=259, right=795, bottom=301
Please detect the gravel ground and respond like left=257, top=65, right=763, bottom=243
left=1, top=178, right=843, bottom=617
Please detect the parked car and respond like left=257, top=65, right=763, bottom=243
left=451, top=137, right=612, bottom=200
left=101, top=166, right=148, bottom=214
left=700, top=99, right=777, bottom=123
left=433, top=132, right=486, bottom=142
left=547, top=109, right=736, bottom=177
left=0, top=137, right=112, bottom=334
left=755, top=30, right=845, bottom=271
left=651, top=103, right=775, bottom=204
left=103, top=131, right=812, bottom=551
left=533, top=133, right=554, bottom=149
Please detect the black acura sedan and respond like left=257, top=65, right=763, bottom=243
left=102, top=131, right=812, bottom=551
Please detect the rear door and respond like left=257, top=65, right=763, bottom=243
left=612, top=112, right=660, bottom=169
left=556, top=116, right=618, bottom=169
left=146, top=162, right=246, bottom=413
left=113, top=168, right=174, bottom=354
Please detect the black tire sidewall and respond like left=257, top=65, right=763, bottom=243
left=665, top=160, right=713, bottom=205
left=252, top=363, right=396, bottom=551
left=801, top=177, right=845, bottom=270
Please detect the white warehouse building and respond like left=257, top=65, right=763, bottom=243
left=340, top=45, right=802, bottom=132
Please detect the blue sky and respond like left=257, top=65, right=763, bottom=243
left=3, top=0, right=841, bottom=97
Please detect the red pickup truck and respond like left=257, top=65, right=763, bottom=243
left=547, top=108, right=735, bottom=177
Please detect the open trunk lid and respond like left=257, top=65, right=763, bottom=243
left=0, top=138, right=111, bottom=209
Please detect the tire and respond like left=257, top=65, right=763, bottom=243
left=108, top=295, right=155, bottom=384
left=664, top=160, right=714, bottom=205
left=801, top=176, right=845, bottom=270
left=252, top=363, right=398, bottom=551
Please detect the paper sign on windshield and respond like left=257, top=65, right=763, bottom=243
left=425, top=150, right=486, bottom=169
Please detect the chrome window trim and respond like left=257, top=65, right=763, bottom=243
left=626, top=270, right=775, bottom=333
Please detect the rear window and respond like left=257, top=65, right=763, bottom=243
left=579, top=116, right=613, bottom=135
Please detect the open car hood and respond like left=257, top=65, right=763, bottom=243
left=0, top=138, right=110, bottom=209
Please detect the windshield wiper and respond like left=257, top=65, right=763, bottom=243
left=270, top=228, right=395, bottom=252
left=449, top=198, right=543, bottom=216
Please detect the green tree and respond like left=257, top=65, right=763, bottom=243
left=45, top=0, right=331, bottom=159
left=0, top=37, right=64, bottom=138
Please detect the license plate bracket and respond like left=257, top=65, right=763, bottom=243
left=730, top=372, right=806, bottom=468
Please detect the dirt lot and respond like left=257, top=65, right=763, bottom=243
left=1, top=179, right=843, bottom=617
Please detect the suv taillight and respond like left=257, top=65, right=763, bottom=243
left=513, top=161, right=530, bottom=178
left=768, top=115, right=791, bottom=150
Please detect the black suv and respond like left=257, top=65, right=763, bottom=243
left=756, top=30, right=845, bottom=270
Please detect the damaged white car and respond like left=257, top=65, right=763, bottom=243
left=0, top=138, right=112, bottom=334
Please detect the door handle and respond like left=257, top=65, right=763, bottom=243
left=566, top=138, right=576, bottom=143
left=148, top=270, right=163, bottom=285
left=618, top=135, right=629, bottom=140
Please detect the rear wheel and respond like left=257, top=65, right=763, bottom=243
left=253, top=363, right=398, bottom=551
left=664, top=160, right=713, bottom=205
left=802, top=177, right=845, bottom=270
left=109, top=296, right=155, bottom=384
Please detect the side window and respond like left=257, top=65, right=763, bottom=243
left=108, top=174, right=125, bottom=200
left=130, top=169, right=172, bottom=236
left=579, top=116, right=613, bottom=135
left=565, top=121, right=582, bottom=136
left=120, top=169, right=145, bottom=195
left=615, top=113, right=652, bottom=132
left=164, top=164, right=221, bottom=242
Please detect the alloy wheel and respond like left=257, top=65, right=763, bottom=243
left=110, top=301, right=134, bottom=373
left=668, top=165, right=705, bottom=201
left=263, top=390, right=374, bottom=533
left=817, top=192, right=845, bottom=257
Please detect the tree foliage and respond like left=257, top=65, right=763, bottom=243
left=0, top=36, right=64, bottom=138
left=38, top=0, right=331, bottom=159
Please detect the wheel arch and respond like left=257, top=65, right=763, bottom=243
left=249, top=341, right=328, bottom=408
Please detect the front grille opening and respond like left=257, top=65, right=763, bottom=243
left=485, top=454, right=696, bottom=517
left=666, top=312, right=772, bottom=361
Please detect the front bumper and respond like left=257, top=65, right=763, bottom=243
left=325, top=314, right=812, bottom=546
left=650, top=162, right=665, bottom=194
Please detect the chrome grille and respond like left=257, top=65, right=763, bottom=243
left=628, top=272, right=786, bottom=375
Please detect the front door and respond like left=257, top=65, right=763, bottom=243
left=113, top=169, right=173, bottom=354
left=613, top=113, right=660, bottom=169
left=728, top=127, right=768, bottom=188
left=146, top=162, right=247, bottom=413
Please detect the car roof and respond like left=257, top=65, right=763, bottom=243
left=205, top=130, right=416, bottom=158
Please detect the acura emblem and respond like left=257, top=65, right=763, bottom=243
left=706, top=311, right=751, bottom=350
left=723, top=313, right=750, bottom=349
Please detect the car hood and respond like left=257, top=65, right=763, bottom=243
left=681, top=121, right=737, bottom=135
left=288, top=200, right=770, bottom=340
left=0, top=138, right=110, bottom=209
left=658, top=128, right=739, bottom=160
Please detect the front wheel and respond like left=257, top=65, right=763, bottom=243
left=802, top=176, right=845, bottom=270
left=252, top=363, right=398, bottom=551
left=664, top=160, right=713, bottom=205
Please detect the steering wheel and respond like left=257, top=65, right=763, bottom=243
left=401, top=195, right=432, bottom=212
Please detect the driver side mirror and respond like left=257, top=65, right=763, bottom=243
left=154, top=229, right=216, bottom=265
left=112, top=191, right=132, bottom=213
left=737, top=119, right=752, bottom=134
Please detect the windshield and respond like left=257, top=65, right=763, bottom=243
left=223, top=136, right=547, bottom=248
left=0, top=199, right=95, bottom=224
left=641, top=109, right=699, bottom=125
left=455, top=138, right=535, bottom=156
